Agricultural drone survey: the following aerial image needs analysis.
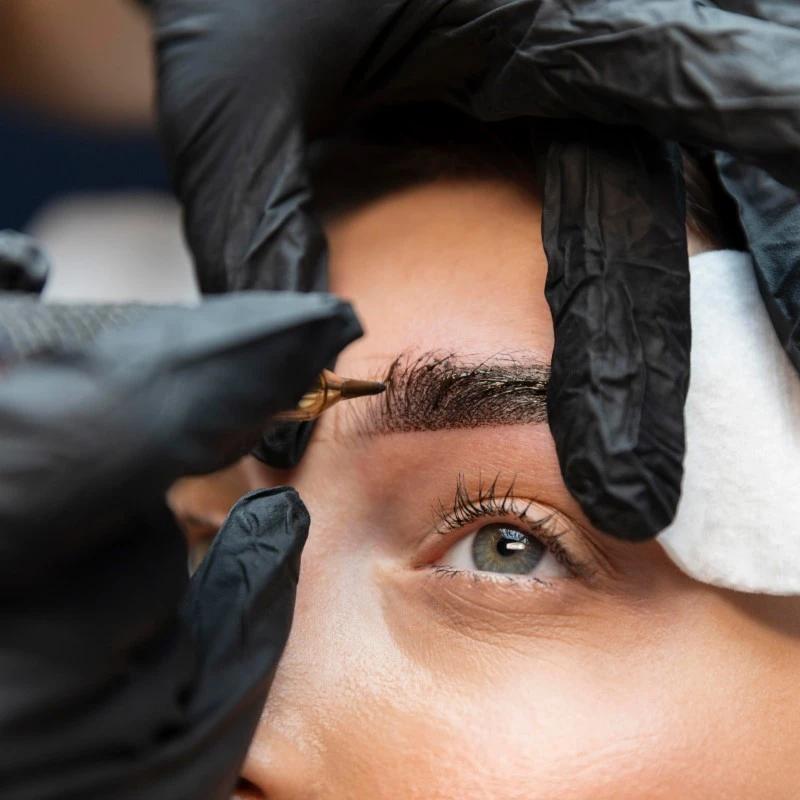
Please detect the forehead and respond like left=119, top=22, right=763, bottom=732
left=324, top=176, right=553, bottom=371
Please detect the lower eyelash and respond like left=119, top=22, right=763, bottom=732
left=430, top=564, right=552, bottom=587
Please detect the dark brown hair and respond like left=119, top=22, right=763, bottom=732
left=310, top=105, right=745, bottom=250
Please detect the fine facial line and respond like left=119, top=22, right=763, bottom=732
left=355, top=350, right=550, bottom=435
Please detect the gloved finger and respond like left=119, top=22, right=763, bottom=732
left=711, top=0, right=800, bottom=26
left=0, top=292, right=361, bottom=565
left=699, top=0, right=800, bottom=378
left=0, top=500, right=192, bottom=798
left=154, top=0, right=335, bottom=465
left=0, top=231, right=50, bottom=293
left=715, top=153, right=800, bottom=374
left=152, top=0, right=461, bottom=295
left=0, top=490, right=306, bottom=800
left=252, top=419, right=317, bottom=470
left=184, top=487, right=306, bottom=724
left=541, top=125, right=691, bottom=540
left=105, top=489, right=310, bottom=800
left=425, top=0, right=800, bottom=189
left=169, top=113, right=324, bottom=297
left=0, top=299, right=151, bottom=365
left=153, top=1, right=326, bottom=294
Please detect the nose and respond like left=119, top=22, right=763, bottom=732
left=236, top=730, right=316, bottom=800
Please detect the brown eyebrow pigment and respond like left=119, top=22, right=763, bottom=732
left=361, top=351, right=549, bottom=434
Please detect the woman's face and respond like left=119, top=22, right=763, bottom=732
left=234, top=177, right=800, bottom=799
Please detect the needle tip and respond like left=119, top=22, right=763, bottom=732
left=340, top=378, right=387, bottom=399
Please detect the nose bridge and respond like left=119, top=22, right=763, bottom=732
left=237, top=557, right=329, bottom=798
left=238, top=652, right=327, bottom=798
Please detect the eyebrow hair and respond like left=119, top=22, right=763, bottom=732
left=357, top=351, right=549, bottom=435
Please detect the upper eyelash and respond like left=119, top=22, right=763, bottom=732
left=436, top=472, right=532, bottom=528
left=433, top=472, right=592, bottom=579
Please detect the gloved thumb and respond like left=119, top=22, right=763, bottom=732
left=77, top=491, right=309, bottom=800
left=0, top=231, right=50, bottom=293
left=182, top=486, right=308, bottom=725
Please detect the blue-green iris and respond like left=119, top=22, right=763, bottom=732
left=471, top=524, right=545, bottom=575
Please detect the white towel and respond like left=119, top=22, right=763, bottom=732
left=658, top=250, right=800, bottom=594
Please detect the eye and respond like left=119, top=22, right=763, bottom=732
left=435, top=522, right=570, bottom=579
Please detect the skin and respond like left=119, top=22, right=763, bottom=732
left=177, top=176, right=800, bottom=799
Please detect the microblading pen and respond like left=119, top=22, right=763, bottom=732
left=272, top=369, right=385, bottom=422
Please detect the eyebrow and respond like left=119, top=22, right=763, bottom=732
left=356, top=351, right=549, bottom=435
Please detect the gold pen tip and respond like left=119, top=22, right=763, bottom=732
left=340, top=378, right=387, bottom=399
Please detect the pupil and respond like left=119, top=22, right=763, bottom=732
left=471, top=524, right=544, bottom=575
left=496, top=536, right=523, bottom=557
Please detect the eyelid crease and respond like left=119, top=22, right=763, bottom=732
left=432, top=471, right=597, bottom=581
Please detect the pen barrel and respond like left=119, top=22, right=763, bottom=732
left=272, top=372, right=340, bottom=422
left=271, top=370, right=384, bottom=421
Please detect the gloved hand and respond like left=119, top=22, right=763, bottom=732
left=0, top=230, right=50, bottom=293
left=0, top=292, right=361, bottom=800
left=148, top=0, right=800, bottom=537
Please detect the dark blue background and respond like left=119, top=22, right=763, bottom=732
left=1, top=104, right=168, bottom=231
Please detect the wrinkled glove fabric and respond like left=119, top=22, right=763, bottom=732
left=0, top=299, right=151, bottom=365
left=0, top=292, right=361, bottom=800
left=540, top=126, right=691, bottom=540
left=149, top=0, right=800, bottom=532
left=0, top=231, right=50, bottom=293
left=715, top=155, right=800, bottom=374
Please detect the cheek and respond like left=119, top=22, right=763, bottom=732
left=262, top=557, right=732, bottom=800
left=248, top=458, right=800, bottom=799
left=243, top=436, right=800, bottom=795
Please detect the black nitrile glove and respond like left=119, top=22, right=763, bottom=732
left=149, top=0, right=800, bottom=537
left=0, top=230, right=50, bottom=293
left=715, top=154, right=800, bottom=371
left=539, top=125, right=691, bottom=539
left=0, top=292, right=361, bottom=800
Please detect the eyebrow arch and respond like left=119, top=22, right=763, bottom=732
left=356, top=351, right=549, bottom=435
